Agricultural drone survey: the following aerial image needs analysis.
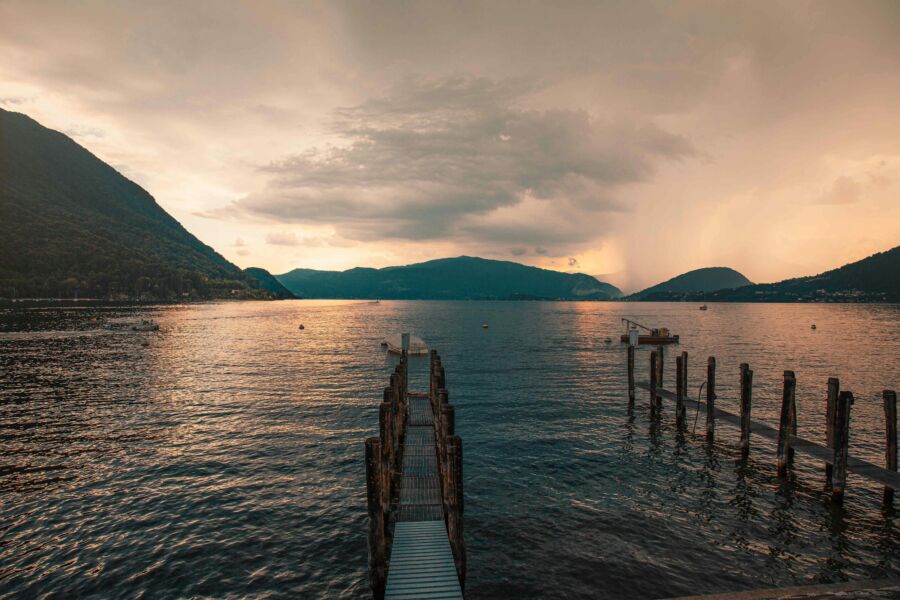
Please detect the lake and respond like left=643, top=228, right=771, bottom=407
left=1, top=300, right=898, bottom=598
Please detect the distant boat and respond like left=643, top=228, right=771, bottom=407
left=482, top=323, right=489, bottom=329
left=131, top=319, right=159, bottom=332
left=620, top=318, right=679, bottom=345
left=811, top=324, right=817, bottom=330
left=699, top=304, right=708, bottom=311
left=383, top=333, right=428, bottom=355
left=299, top=324, right=305, bottom=330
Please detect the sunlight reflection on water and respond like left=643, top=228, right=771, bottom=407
left=0, top=300, right=898, bottom=598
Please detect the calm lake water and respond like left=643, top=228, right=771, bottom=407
left=1, top=300, right=898, bottom=598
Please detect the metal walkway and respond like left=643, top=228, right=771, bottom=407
left=385, top=396, right=463, bottom=599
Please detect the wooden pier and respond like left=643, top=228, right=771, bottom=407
left=628, top=346, right=899, bottom=507
left=365, top=343, right=465, bottom=599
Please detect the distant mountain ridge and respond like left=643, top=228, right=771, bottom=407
left=276, top=256, right=622, bottom=300
left=0, top=108, right=276, bottom=300
left=694, top=245, right=900, bottom=303
left=629, top=267, right=752, bottom=300
left=243, top=268, right=295, bottom=299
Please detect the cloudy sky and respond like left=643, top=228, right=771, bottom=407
left=2, top=1, right=899, bottom=291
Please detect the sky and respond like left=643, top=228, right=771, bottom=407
left=1, top=1, right=899, bottom=292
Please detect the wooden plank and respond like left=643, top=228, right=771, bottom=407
left=636, top=381, right=900, bottom=490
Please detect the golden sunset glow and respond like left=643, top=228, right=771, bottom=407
left=2, top=1, right=898, bottom=292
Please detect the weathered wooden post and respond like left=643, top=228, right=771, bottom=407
left=706, top=357, right=716, bottom=441
left=437, top=390, right=451, bottom=485
left=378, top=402, right=393, bottom=514
left=885, top=390, right=898, bottom=507
left=442, top=404, right=455, bottom=434
left=385, top=387, right=399, bottom=477
left=657, top=345, right=665, bottom=391
left=681, top=351, right=688, bottom=403
left=649, top=350, right=658, bottom=414
left=365, top=437, right=387, bottom=599
left=832, top=391, right=854, bottom=503
left=739, top=363, right=753, bottom=458
left=825, top=378, right=840, bottom=486
left=446, top=435, right=466, bottom=591
left=627, top=344, right=635, bottom=405
left=776, top=371, right=797, bottom=476
left=675, top=353, right=685, bottom=428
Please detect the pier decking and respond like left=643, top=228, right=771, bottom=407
left=385, top=393, right=462, bottom=599
left=365, top=347, right=465, bottom=599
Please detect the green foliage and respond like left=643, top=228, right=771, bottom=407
left=629, top=267, right=752, bottom=300
left=276, top=255, right=623, bottom=300
left=243, top=267, right=296, bottom=299
left=633, top=247, right=900, bottom=303
left=0, top=108, right=274, bottom=300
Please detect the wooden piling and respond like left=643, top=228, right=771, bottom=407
left=649, top=350, right=658, bottom=413
left=378, top=402, right=393, bottom=514
left=676, top=353, right=685, bottom=427
left=681, top=351, right=688, bottom=404
left=706, top=357, right=716, bottom=440
left=365, top=437, right=387, bottom=599
left=627, top=345, right=635, bottom=405
left=446, top=435, right=466, bottom=591
left=885, top=390, right=897, bottom=507
left=657, top=345, right=665, bottom=391
left=832, top=391, right=854, bottom=502
left=739, top=363, right=753, bottom=457
left=826, top=378, right=840, bottom=486
left=385, top=387, right=399, bottom=473
left=776, top=371, right=797, bottom=476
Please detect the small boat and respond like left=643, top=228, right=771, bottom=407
left=699, top=304, right=708, bottom=311
left=621, top=333, right=680, bottom=345
left=481, top=323, right=489, bottom=329
left=131, top=319, right=159, bottom=332
left=383, top=333, right=428, bottom=355
left=811, top=324, right=817, bottom=330
left=620, top=318, right=679, bottom=345
left=299, top=324, right=305, bottom=330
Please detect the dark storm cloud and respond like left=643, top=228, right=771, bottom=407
left=228, top=76, right=693, bottom=243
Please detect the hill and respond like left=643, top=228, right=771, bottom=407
left=697, top=245, right=900, bottom=303
left=244, top=268, right=296, bottom=299
left=276, top=256, right=622, bottom=300
left=0, top=108, right=274, bottom=300
left=629, top=267, right=752, bottom=300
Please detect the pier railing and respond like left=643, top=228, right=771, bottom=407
left=626, top=344, right=899, bottom=507
left=365, top=347, right=465, bottom=599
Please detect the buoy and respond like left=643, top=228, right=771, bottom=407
left=811, top=324, right=816, bottom=330
left=299, top=324, right=305, bottom=330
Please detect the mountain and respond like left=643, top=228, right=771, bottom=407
left=629, top=267, right=752, bottom=300
left=243, top=267, right=296, bottom=299
left=0, top=108, right=274, bottom=300
left=695, top=245, right=900, bottom=303
left=277, top=256, right=622, bottom=300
